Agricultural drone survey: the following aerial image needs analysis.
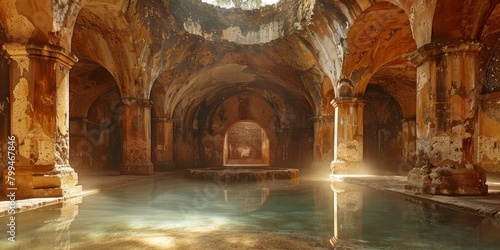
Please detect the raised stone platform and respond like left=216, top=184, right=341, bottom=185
left=405, top=164, right=488, bottom=195
left=185, top=167, right=299, bottom=182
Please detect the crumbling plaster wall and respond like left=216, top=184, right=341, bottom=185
left=68, top=62, right=123, bottom=172
left=172, top=0, right=315, bottom=45
left=363, top=86, right=411, bottom=174
left=6, top=0, right=499, bottom=176
left=480, top=95, right=500, bottom=173
left=0, top=0, right=80, bottom=49
left=69, top=90, right=122, bottom=172
left=479, top=39, right=500, bottom=173
left=173, top=93, right=313, bottom=169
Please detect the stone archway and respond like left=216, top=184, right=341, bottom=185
left=223, top=121, right=270, bottom=166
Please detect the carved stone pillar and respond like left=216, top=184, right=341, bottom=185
left=1, top=43, right=81, bottom=198
left=120, top=98, right=154, bottom=175
left=152, top=117, right=175, bottom=171
left=330, top=98, right=366, bottom=174
left=312, top=115, right=334, bottom=169
left=406, top=40, right=488, bottom=195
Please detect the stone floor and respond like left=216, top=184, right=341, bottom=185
left=0, top=170, right=500, bottom=220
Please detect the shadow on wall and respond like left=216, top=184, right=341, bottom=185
left=69, top=96, right=123, bottom=172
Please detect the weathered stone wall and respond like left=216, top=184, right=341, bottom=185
left=174, top=93, right=313, bottom=168
left=479, top=94, right=500, bottom=173
left=69, top=91, right=122, bottom=172
left=172, top=0, right=315, bottom=45
left=479, top=40, right=500, bottom=173
left=363, top=86, right=411, bottom=174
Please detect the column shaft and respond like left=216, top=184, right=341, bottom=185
left=406, top=40, right=487, bottom=195
left=120, top=98, right=154, bottom=175
left=2, top=43, right=80, bottom=198
left=331, top=98, right=366, bottom=174
left=152, top=117, right=175, bottom=171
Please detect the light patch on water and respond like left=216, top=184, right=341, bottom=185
left=140, top=236, right=176, bottom=248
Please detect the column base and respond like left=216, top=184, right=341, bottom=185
left=154, top=161, right=176, bottom=171
left=3, top=165, right=81, bottom=199
left=405, top=164, right=488, bottom=195
left=330, top=159, right=367, bottom=175
left=121, top=163, right=154, bottom=175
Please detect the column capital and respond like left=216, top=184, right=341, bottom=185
left=120, top=97, right=153, bottom=108
left=331, top=97, right=366, bottom=108
left=409, top=39, right=482, bottom=66
left=153, top=117, right=174, bottom=122
left=2, top=43, right=78, bottom=68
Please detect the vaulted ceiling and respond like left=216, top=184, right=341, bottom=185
left=1, top=0, right=499, bottom=122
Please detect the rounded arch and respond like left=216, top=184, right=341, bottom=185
left=338, top=1, right=416, bottom=98
left=223, top=120, right=270, bottom=166
left=363, top=84, right=408, bottom=174
left=68, top=59, right=123, bottom=172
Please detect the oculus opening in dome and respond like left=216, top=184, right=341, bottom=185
left=202, top=0, right=280, bottom=10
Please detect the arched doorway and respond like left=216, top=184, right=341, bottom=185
left=223, top=121, right=270, bottom=166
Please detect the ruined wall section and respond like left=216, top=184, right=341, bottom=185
left=363, top=86, right=410, bottom=174
left=173, top=93, right=313, bottom=168
left=171, top=0, right=315, bottom=45
left=479, top=41, right=500, bottom=173
left=69, top=89, right=122, bottom=172
left=307, top=1, right=348, bottom=91
left=480, top=94, right=500, bottom=173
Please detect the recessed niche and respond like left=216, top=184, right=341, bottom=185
left=223, top=121, right=270, bottom=166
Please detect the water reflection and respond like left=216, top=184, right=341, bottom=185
left=0, top=175, right=499, bottom=249
left=0, top=197, right=81, bottom=250
left=326, top=179, right=500, bottom=249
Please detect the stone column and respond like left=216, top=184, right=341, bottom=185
left=2, top=43, right=81, bottom=198
left=152, top=117, right=175, bottom=171
left=312, top=115, right=334, bottom=170
left=406, top=40, right=488, bottom=195
left=120, top=98, right=154, bottom=175
left=330, top=98, right=366, bottom=174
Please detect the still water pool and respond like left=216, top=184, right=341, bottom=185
left=1, top=172, right=499, bottom=249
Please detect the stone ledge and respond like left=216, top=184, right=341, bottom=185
left=185, top=167, right=299, bottom=182
left=332, top=175, right=500, bottom=220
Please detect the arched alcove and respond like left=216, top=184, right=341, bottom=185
left=223, top=121, right=270, bottom=166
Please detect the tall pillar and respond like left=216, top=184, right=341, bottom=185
left=120, top=98, right=154, bottom=175
left=1, top=43, right=81, bottom=198
left=330, top=98, right=366, bottom=174
left=406, top=40, right=488, bottom=195
left=312, top=115, right=334, bottom=170
left=152, top=117, right=175, bottom=171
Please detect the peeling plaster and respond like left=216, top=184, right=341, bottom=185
left=12, top=78, right=33, bottom=138
left=124, top=139, right=149, bottom=163
left=336, top=140, right=362, bottom=162
left=51, top=0, right=70, bottom=32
